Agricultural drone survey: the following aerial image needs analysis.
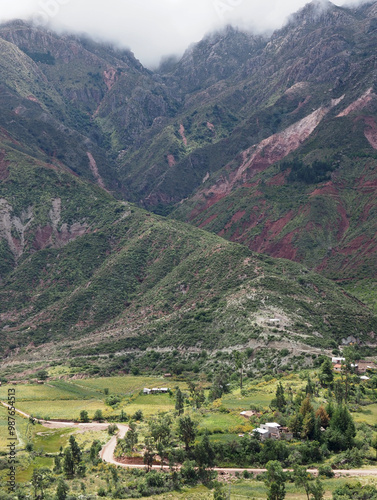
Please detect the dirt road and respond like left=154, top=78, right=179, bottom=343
left=99, top=423, right=128, bottom=464
left=3, top=401, right=377, bottom=478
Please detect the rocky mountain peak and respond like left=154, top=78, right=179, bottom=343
left=286, top=0, right=354, bottom=29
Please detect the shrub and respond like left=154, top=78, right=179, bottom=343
left=97, top=487, right=106, bottom=497
left=318, top=464, right=334, bottom=478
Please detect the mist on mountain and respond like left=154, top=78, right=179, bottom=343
left=0, top=0, right=372, bottom=67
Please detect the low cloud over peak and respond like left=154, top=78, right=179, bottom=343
left=0, top=0, right=373, bottom=67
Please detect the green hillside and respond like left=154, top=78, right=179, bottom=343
left=0, top=140, right=376, bottom=365
left=1, top=5, right=377, bottom=367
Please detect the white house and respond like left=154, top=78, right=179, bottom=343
left=254, top=422, right=292, bottom=441
left=148, top=387, right=171, bottom=394
left=253, top=428, right=269, bottom=441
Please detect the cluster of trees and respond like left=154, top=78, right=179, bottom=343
left=268, top=382, right=360, bottom=460
left=280, top=158, right=336, bottom=184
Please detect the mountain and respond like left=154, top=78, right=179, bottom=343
left=1, top=3, right=377, bottom=368
left=165, top=1, right=377, bottom=289
left=1, top=141, right=376, bottom=366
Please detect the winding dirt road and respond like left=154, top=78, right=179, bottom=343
left=3, top=401, right=377, bottom=477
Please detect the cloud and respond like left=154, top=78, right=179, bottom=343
left=0, top=0, right=373, bottom=67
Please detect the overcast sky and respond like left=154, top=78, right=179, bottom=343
left=0, top=0, right=371, bottom=67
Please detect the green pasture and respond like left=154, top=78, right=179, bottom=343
left=15, top=399, right=109, bottom=420
left=352, top=404, right=377, bottom=426
left=137, top=476, right=377, bottom=500
left=32, top=427, right=74, bottom=454
left=0, top=380, right=99, bottom=402
left=199, top=411, right=245, bottom=433
left=74, top=376, right=182, bottom=395
left=208, top=433, right=240, bottom=444
left=74, top=429, right=109, bottom=451
left=120, top=393, right=175, bottom=418
left=229, top=477, right=377, bottom=499
left=16, top=456, right=55, bottom=483
left=220, top=374, right=308, bottom=410
left=221, top=391, right=272, bottom=409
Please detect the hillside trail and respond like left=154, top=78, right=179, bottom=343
left=2, top=401, right=377, bottom=477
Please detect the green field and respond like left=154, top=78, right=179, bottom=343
left=15, top=398, right=109, bottom=421
left=199, top=411, right=245, bottom=433
left=120, top=393, right=175, bottom=418
left=15, top=456, right=55, bottom=483
left=136, top=477, right=377, bottom=500
left=0, top=376, right=188, bottom=422
left=32, top=427, right=75, bottom=454
left=0, top=380, right=100, bottom=402
left=0, top=404, right=31, bottom=451
left=353, top=404, right=377, bottom=425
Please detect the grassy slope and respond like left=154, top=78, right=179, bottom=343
left=0, top=139, right=377, bottom=360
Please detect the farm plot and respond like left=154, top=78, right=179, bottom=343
left=15, top=398, right=109, bottom=421
left=120, top=393, right=175, bottom=418
left=73, top=375, right=174, bottom=395
left=0, top=381, right=99, bottom=402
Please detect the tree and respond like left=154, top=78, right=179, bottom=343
left=327, top=405, right=356, bottom=451
left=274, top=382, right=287, bottom=412
left=187, top=381, right=206, bottom=409
left=149, top=414, right=172, bottom=467
left=301, top=411, right=315, bottom=440
left=36, top=370, right=48, bottom=381
left=334, top=380, right=344, bottom=405
left=300, top=395, right=313, bottom=416
left=265, top=460, right=286, bottom=500
left=213, top=482, right=228, bottom=500
left=195, top=432, right=215, bottom=469
left=310, top=478, right=324, bottom=500
left=93, top=409, right=104, bottom=422
left=175, top=387, right=185, bottom=415
left=293, top=465, right=312, bottom=500
left=31, top=468, right=52, bottom=499
left=80, top=410, right=89, bottom=423
left=107, top=423, right=118, bottom=435
left=178, top=415, right=197, bottom=451
left=315, top=406, right=330, bottom=428
left=209, top=370, right=230, bottom=401
left=69, top=435, right=82, bottom=466
left=89, top=440, right=102, bottom=465
left=56, top=478, right=69, bottom=500
left=132, top=409, right=143, bottom=421
left=288, top=413, right=303, bottom=438
left=305, top=375, right=315, bottom=396
left=180, top=459, right=198, bottom=485
left=124, top=422, right=138, bottom=451
left=63, top=448, right=75, bottom=478
left=53, top=455, right=62, bottom=473
left=143, top=437, right=156, bottom=472
left=319, top=358, right=334, bottom=387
